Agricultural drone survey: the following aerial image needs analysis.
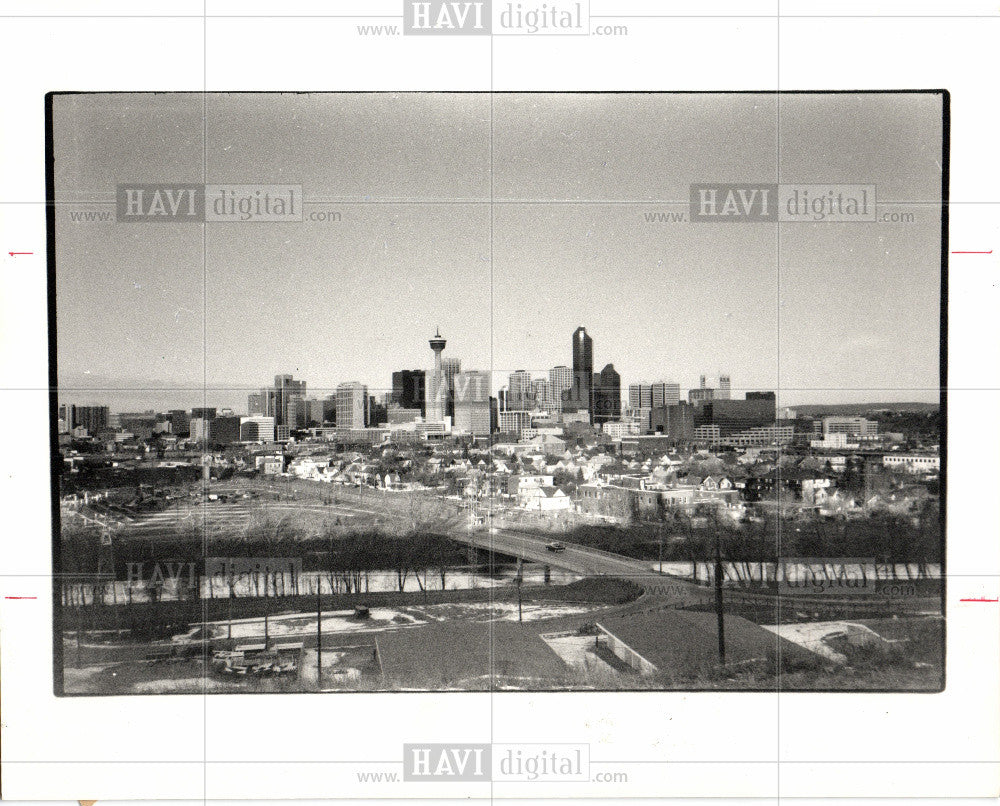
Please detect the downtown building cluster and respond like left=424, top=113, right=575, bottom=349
left=58, top=325, right=903, bottom=454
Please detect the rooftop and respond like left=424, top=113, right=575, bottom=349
left=597, top=609, right=813, bottom=675
left=376, top=620, right=568, bottom=689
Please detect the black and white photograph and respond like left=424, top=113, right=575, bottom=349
left=50, top=90, right=945, bottom=696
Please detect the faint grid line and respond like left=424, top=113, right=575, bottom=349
left=489, top=35, right=496, bottom=806
left=14, top=572, right=987, bottom=578
left=2, top=13, right=1000, bottom=19
left=8, top=198, right=977, bottom=204
left=775, top=8, right=783, bottom=798
left=4, top=758, right=997, bottom=764
left=201, top=2, right=209, bottom=801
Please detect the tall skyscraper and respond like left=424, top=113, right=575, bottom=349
left=285, top=395, right=307, bottom=430
left=441, top=356, right=462, bottom=418
left=279, top=374, right=307, bottom=427
left=651, top=381, right=680, bottom=408
left=306, top=398, right=328, bottom=426
left=719, top=375, right=731, bottom=400
left=262, top=374, right=306, bottom=427
left=532, top=378, right=559, bottom=413
left=336, top=382, right=369, bottom=430
left=425, top=328, right=447, bottom=422
left=453, top=370, right=491, bottom=436
left=63, top=404, right=110, bottom=435
left=508, top=369, right=532, bottom=411
left=594, top=363, right=621, bottom=423
left=571, top=326, right=594, bottom=422
left=391, top=369, right=426, bottom=415
left=548, top=365, right=572, bottom=410
left=628, top=384, right=653, bottom=409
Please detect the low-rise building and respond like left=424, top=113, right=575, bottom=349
left=882, top=453, right=940, bottom=474
left=520, top=486, right=572, bottom=511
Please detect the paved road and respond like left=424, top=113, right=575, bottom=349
left=449, top=525, right=708, bottom=608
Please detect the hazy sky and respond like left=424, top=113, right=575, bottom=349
left=53, top=92, right=943, bottom=410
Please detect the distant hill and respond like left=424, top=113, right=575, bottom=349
left=792, top=402, right=940, bottom=417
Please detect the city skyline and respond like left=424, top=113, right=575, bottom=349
left=52, top=92, right=942, bottom=411
left=55, top=319, right=937, bottom=415
left=55, top=321, right=936, bottom=414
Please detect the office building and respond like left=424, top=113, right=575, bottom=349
left=118, top=411, right=156, bottom=440
left=442, top=356, right=461, bottom=418
left=240, top=416, right=275, bottom=443
left=391, top=369, right=426, bottom=415
left=603, top=420, right=640, bottom=440
left=208, top=415, right=241, bottom=446
left=62, top=404, right=110, bottom=435
left=508, top=369, right=532, bottom=410
left=532, top=378, right=562, bottom=413
left=304, top=396, right=336, bottom=426
left=693, top=424, right=722, bottom=445
left=628, top=384, right=653, bottom=409
left=498, top=410, right=533, bottom=439
left=725, top=425, right=795, bottom=447
left=630, top=381, right=680, bottom=411
left=453, top=370, right=491, bottom=437
left=823, top=416, right=879, bottom=437
left=336, top=382, right=369, bottom=430
left=571, top=326, right=594, bottom=421
left=263, top=374, right=306, bottom=428
left=652, top=382, right=681, bottom=408
left=388, top=406, right=421, bottom=425
left=368, top=397, right=387, bottom=427
left=688, top=374, right=730, bottom=404
left=549, top=365, right=572, bottom=409
left=695, top=394, right=776, bottom=437
left=189, top=417, right=209, bottom=443
left=285, top=395, right=307, bottom=430
left=624, top=406, right=652, bottom=434
left=168, top=409, right=190, bottom=437
left=649, top=402, right=695, bottom=442
left=688, top=375, right=714, bottom=403
left=594, top=364, right=621, bottom=423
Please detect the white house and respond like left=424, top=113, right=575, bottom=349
left=520, top=486, right=571, bottom=512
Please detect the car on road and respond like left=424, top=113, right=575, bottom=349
left=545, top=541, right=567, bottom=552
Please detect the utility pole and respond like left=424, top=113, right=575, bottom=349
left=516, top=557, right=523, bottom=622
left=76, top=598, right=82, bottom=667
left=714, top=530, right=726, bottom=665
left=316, top=582, right=323, bottom=690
